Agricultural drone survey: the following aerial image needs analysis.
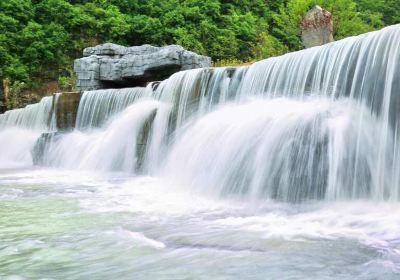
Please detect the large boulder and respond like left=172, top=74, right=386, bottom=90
left=74, top=43, right=211, bottom=91
left=301, top=6, right=334, bottom=48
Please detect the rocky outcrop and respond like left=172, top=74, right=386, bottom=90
left=301, top=6, right=334, bottom=48
left=74, top=44, right=211, bottom=91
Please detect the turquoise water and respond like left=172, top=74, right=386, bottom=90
left=1, top=168, right=399, bottom=279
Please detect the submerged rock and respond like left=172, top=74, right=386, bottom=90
left=301, top=6, right=334, bottom=48
left=32, top=132, right=63, bottom=165
left=74, top=43, right=211, bottom=91
left=136, top=108, right=157, bottom=171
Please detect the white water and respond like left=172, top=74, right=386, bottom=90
left=0, top=169, right=399, bottom=279
left=164, top=98, right=393, bottom=201
left=42, top=99, right=160, bottom=172
left=0, top=128, right=41, bottom=168
left=1, top=25, right=398, bottom=201
left=0, top=95, right=56, bottom=168
left=0, top=96, right=54, bottom=130
left=76, top=87, right=149, bottom=130
left=1, top=25, right=400, bottom=279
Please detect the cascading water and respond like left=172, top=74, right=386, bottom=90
left=164, top=98, right=393, bottom=202
left=15, top=24, right=400, bottom=202
left=155, top=25, right=400, bottom=202
left=38, top=87, right=159, bottom=172
left=1, top=25, right=400, bottom=279
left=76, top=87, right=149, bottom=130
left=41, top=99, right=161, bottom=172
left=0, top=95, right=56, bottom=168
left=0, top=96, right=54, bottom=130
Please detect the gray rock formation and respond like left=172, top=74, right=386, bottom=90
left=74, top=43, right=211, bottom=91
left=301, top=6, right=334, bottom=48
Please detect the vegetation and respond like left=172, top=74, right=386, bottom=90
left=7, top=80, right=26, bottom=109
left=0, top=0, right=398, bottom=89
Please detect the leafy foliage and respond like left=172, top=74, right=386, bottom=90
left=8, top=80, right=26, bottom=109
left=0, top=0, right=398, bottom=89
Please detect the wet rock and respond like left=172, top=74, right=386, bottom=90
left=55, top=92, right=81, bottom=131
left=301, top=6, right=334, bottom=48
left=74, top=44, right=211, bottom=91
left=136, top=108, right=157, bottom=171
left=32, top=132, right=63, bottom=165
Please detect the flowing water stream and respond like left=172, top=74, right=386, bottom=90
left=1, top=25, right=400, bottom=279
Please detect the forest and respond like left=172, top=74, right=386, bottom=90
left=0, top=0, right=399, bottom=90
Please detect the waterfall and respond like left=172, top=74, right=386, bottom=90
left=41, top=99, right=160, bottom=172
left=158, top=25, right=400, bottom=201
left=0, top=96, right=54, bottom=131
left=1, top=24, right=400, bottom=202
left=37, top=87, right=158, bottom=172
left=153, top=67, right=247, bottom=129
left=164, top=98, right=392, bottom=201
left=76, top=87, right=149, bottom=130
left=0, top=95, right=55, bottom=168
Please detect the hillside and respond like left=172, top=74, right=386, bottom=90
left=0, top=0, right=399, bottom=97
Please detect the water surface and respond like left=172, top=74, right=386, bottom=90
left=1, top=168, right=399, bottom=279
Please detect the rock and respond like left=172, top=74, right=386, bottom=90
left=83, top=43, right=127, bottom=57
left=55, top=92, right=81, bottom=131
left=17, top=92, right=42, bottom=109
left=301, top=6, right=334, bottom=48
left=74, top=44, right=211, bottom=91
left=136, top=108, right=157, bottom=171
left=32, top=132, right=63, bottom=165
left=74, top=56, right=102, bottom=91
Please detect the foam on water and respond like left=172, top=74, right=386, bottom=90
left=0, top=168, right=399, bottom=278
left=42, top=99, right=161, bottom=172
left=0, top=129, right=41, bottom=169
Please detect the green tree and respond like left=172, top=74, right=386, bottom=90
left=0, top=0, right=397, bottom=94
left=272, top=0, right=385, bottom=49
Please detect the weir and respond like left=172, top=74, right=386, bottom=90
left=0, top=24, right=399, bottom=202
